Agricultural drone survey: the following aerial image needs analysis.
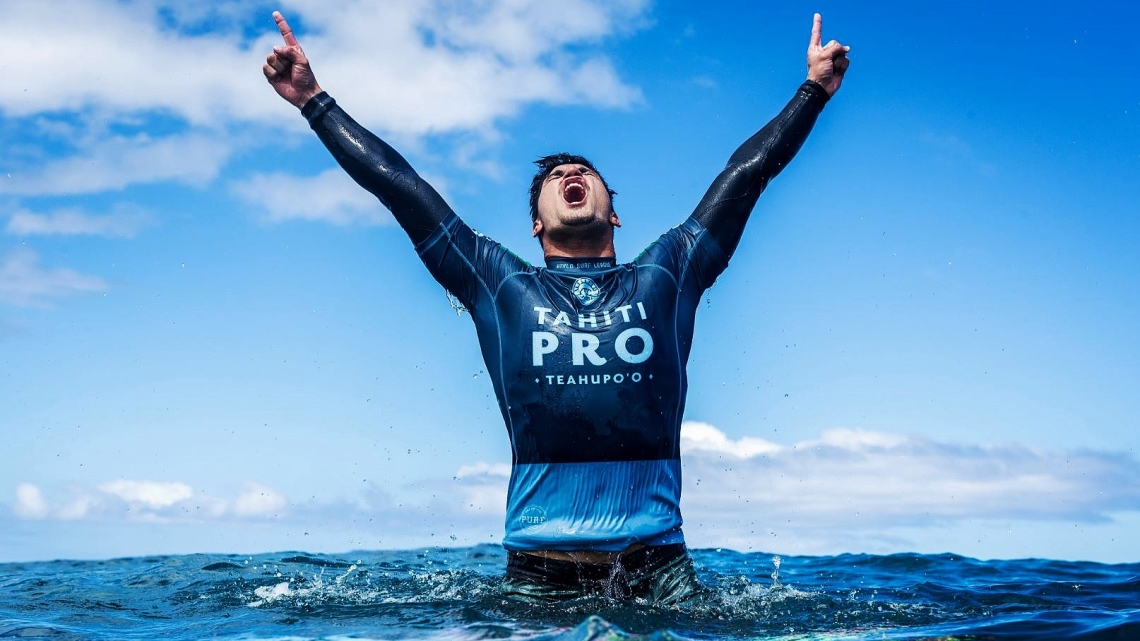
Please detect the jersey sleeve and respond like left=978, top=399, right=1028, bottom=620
left=303, top=92, right=453, bottom=246
left=415, top=212, right=531, bottom=311
left=634, top=216, right=729, bottom=293
left=691, top=81, right=829, bottom=258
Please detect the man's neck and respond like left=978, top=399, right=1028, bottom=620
left=541, top=236, right=616, bottom=261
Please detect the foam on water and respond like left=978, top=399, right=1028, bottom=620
left=1, top=545, right=1138, bottom=640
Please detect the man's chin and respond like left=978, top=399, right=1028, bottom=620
left=544, top=215, right=611, bottom=242
left=555, top=214, right=595, bottom=228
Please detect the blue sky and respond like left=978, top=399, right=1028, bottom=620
left=2, top=0, right=1138, bottom=563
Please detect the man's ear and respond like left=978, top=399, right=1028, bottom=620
left=532, top=218, right=544, bottom=237
left=610, top=210, right=621, bottom=228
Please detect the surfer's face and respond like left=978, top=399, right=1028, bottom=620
left=532, top=164, right=619, bottom=244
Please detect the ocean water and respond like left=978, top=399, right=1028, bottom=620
left=1, top=545, right=1137, bottom=640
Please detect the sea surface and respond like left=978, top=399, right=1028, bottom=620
left=1, top=544, right=1137, bottom=640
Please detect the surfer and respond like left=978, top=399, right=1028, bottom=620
left=264, top=11, right=848, bottom=603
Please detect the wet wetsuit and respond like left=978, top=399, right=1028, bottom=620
left=302, top=81, right=829, bottom=553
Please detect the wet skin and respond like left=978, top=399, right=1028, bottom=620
left=533, top=163, right=622, bottom=259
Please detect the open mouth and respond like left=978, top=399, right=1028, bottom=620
left=562, top=177, right=587, bottom=206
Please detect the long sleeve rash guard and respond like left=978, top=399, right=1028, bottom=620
left=303, top=82, right=828, bottom=550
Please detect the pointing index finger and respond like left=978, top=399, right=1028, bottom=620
left=273, top=11, right=300, bottom=48
left=811, top=13, right=822, bottom=48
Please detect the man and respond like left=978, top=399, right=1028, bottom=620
left=264, top=11, right=848, bottom=603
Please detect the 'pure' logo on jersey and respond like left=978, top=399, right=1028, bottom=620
left=520, top=505, right=547, bottom=528
left=571, top=277, right=601, bottom=305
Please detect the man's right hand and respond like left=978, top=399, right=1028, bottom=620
left=263, top=11, right=323, bottom=109
left=806, top=13, right=849, bottom=97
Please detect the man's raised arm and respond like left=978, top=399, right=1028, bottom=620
left=263, top=12, right=452, bottom=245
left=691, top=14, right=850, bottom=258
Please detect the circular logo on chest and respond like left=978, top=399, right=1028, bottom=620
left=571, top=277, right=601, bottom=306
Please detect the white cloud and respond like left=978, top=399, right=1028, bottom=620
left=56, top=495, right=100, bottom=521
left=452, top=462, right=510, bottom=514
left=250, top=429, right=1140, bottom=553
left=800, top=427, right=908, bottom=450
left=271, top=0, right=646, bottom=134
left=99, top=480, right=195, bottom=509
left=13, top=483, right=49, bottom=520
left=1, top=0, right=649, bottom=218
left=680, top=420, right=783, bottom=458
left=0, top=249, right=107, bottom=307
left=678, top=422, right=1140, bottom=552
left=5, top=204, right=153, bottom=237
left=10, top=430, right=1140, bottom=558
left=0, top=0, right=646, bottom=133
left=431, top=0, right=648, bottom=62
left=232, top=168, right=392, bottom=226
left=0, top=133, right=232, bottom=197
left=234, top=483, right=287, bottom=517
left=0, top=1, right=267, bottom=124
left=12, top=479, right=289, bottom=523
left=23, top=423, right=1133, bottom=554
left=455, top=462, right=511, bottom=479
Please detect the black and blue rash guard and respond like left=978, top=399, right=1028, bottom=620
left=416, top=214, right=726, bottom=550
left=302, top=81, right=829, bottom=551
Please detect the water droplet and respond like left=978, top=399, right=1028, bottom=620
left=446, top=291, right=467, bottom=316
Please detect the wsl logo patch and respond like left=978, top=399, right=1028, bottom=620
left=571, top=277, right=601, bottom=306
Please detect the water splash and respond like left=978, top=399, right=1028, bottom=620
left=446, top=290, right=468, bottom=316
left=2, top=547, right=1138, bottom=640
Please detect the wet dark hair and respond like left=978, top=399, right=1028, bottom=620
left=528, top=153, right=617, bottom=223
